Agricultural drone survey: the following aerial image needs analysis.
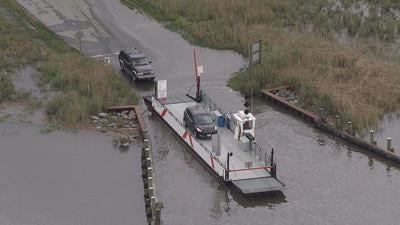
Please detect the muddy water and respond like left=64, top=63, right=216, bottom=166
left=368, top=112, right=400, bottom=150
left=0, top=108, right=146, bottom=225
left=14, top=0, right=400, bottom=224
left=148, top=97, right=400, bottom=225
left=86, top=1, right=400, bottom=225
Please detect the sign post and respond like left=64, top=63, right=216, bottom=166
left=156, top=80, right=167, bottom=102
left=249, top=40, right=262, bottom=67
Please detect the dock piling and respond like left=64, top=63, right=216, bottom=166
left=146, top=158, right=152, bottom=168
left=148, top=177, right=153, bottom=188
left=370, top=130, right=377, bottom=145
left=147, top=167, right=153, bottom=177
left=133, top=106, right=162, bottom=225
left=148, top=187, right=155, bottom=197
left=347, top=121, right=353, bottom=135
left=387, top=138, right=394, bottom=152
left=154, top=206, right=161, bottom=225
left=335, top=115, right=341, bottom=128
left=144, top=147, right=151, bottom=158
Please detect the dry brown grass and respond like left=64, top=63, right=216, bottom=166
left=124, top=0, right=400, bottom=130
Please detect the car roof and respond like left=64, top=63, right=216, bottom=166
left=122, top=48, right=146, bottom=58
left=187, top=105, right=209, bottom=115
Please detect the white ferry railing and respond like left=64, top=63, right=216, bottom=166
left=199, top=91, right=276, bottom=173
left=250, top=142, right=274, bottom=167
left=200, top=90, right=228, bottom=117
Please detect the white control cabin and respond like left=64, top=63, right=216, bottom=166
left=232, top=111, right=256, bottom=141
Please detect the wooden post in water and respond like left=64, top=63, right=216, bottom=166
left=347, top=121, right=353, bottom=135
left=370, top=130, right=377, bottom=145
left=144, top=148, right=151, bottom=158
left=147, top=167, right=153, bottom=177
left=148, top=177, right=153, bottom=188
left=154, top=204, right=162, bottom=225
left=148, top=187, right=155, bottom=197
left=335, top=115, right=341, bottom=129
left=146, top=158, right=152, bottom=168
left=387, top=138, right=394, bottom=152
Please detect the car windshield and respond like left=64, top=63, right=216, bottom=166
left=132, top=57, right=150, bottom=66
left=194, top=114, right=213, bottom=125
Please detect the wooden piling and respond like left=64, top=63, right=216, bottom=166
left=150, top=196, right=157, bottom=207
left=148, top=177, right=153, bottom=188
left=148, top=187, right=155, bottom=197
left=133, top=105, right=163, bottom=225
left=144, top=147, right=151, bottom=158
left=387, top=138, right=394, bottom=152
left=154, top=207, right=161, bottom=225
left=335, top=115, right=341, bottom=129
left=370, top=130, right=377, bottom=145
left=146, top=158, right=152, bottom=168
left=147, top=167, right=153, bottom=177
left=347, top=121, right=353, bottom=135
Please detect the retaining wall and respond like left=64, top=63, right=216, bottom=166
left=261, top=88, right=400, bottom=164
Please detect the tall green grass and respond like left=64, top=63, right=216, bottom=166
left=123, top=0, right=400, bottom=130
left=1, top=0, right=138, bottom=125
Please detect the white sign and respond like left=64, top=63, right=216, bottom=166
left=157, top=80, right=167, bottom=100
left=197, top=65, right=204, bottom=76
left=249, top=40, right=261, bottom=65
left=103, top=56, right=111, bottom=65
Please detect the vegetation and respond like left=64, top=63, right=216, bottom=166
left=0, top=72, right=15, bottom=102
left=0, top=0, right=138, bottom=125
left=40, top=54, right=138, bottom=123
left=122, top=0, right=400, bottom=130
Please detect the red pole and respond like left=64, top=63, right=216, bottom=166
left=193, top=49, right=200, bottom=101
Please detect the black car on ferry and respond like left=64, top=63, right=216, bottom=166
left=183, top=105, right=217, bottom=138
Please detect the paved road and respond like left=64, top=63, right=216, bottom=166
left=15, top=1, right=400, bottom=225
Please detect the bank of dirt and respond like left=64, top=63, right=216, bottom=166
left=121, top=0, right=400, bottom=132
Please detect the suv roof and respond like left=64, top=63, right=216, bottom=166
left=122, top=48, right=145, bottom=58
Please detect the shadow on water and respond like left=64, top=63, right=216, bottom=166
left=228, top=187, right=287, bottom=208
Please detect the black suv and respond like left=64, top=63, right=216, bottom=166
left=119, top=48, right=156, bottom=80
left=183, top=105, right=217, bottom=138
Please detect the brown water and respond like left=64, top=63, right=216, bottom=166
left=11, top=0, right=400, bottom=224
left=0, top=108, right=146, bottom=225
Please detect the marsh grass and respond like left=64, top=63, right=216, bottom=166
left=0, top=72, right=15, bottom=102
left=1, top=0, right=138, bottom=125
left=40, top=53, right=138, bottom=124
left=123, top=0, right=400, bottom=130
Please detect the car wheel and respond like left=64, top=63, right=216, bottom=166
left=194, top=130, right=199, bottom=138
left=120, top=62, right=124, bottom=71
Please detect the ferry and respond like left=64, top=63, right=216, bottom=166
left=144, top=54, right=285, bottom=194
